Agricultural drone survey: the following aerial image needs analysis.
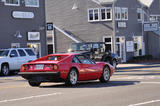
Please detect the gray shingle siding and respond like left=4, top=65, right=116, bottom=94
left=0, top=0, right=47, bottom=57
left=46, top=0, right=160, bottom=61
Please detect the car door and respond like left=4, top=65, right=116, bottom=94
left=77, top=55, right=100, bottom=80
left=17, top=49, right=28, bottom=67
left=8, top=50, right=19, bottom=70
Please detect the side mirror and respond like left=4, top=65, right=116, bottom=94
left=10, top=54, right=16, bottom=58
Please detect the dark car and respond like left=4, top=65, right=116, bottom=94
left=69, top=42, right=119, bottom=68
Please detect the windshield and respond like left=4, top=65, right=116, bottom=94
left=71, top=43, right=92, bottom=51
left=0, top=50, right=9, bottom=57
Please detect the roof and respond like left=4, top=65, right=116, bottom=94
left=138, top=0, right=154, bottom=7
left=92, top=0, right=153, bottom=7
left=92, top=0, right=115, bottom=5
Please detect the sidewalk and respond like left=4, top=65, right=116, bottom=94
left=117, top=62, right=160, bottom=70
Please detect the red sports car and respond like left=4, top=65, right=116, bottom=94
left=19, top=53, right=114, bottom=86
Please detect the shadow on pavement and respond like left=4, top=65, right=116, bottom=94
left=40, top=80, right=140, bottom=88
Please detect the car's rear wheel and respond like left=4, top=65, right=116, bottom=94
left=65, top=69, right=78, bottom=86
left=28, top=81, right=41, bottom=87
left=1, top=64, right=9, bottom=76
left=99, top=66, right=111, bottom=83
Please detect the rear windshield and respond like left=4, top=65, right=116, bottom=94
left=46, top=55, right=68, bottom=61
left=25, top=49, right=35, bottom=56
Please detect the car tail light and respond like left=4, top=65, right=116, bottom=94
left=44, top=64, right=58, bottom=70
left=21, top=65, right=29, bottom=71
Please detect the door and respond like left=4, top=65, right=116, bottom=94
left=17, top=49, right=28, bottom=65
left=77, top=55, right=100, bottom=80
left=115, top=36, right=126, bottom=62
left=8, top=50, right=19, bottom=70
left=27, top=43, right=41, bottom=58
left=133, top=36, right=143, bottom=56
left=103, top=36, right=113, bottom=52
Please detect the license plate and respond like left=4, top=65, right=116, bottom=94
left=35, top=64, right=44, bottom=70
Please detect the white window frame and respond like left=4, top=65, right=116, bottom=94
left=100, top=8, right=112, bottom=21
left=88, top=8, right=100, bottom=22
left=25, top=0, right=39, bottom=7
left=4, top=0, right=20, bottom=6
left=115, top=7, right=121, bottom=20
left=150, top=15, right=160, bottom=22
left=137, top=8, right=143, bottom=21
left=121, top=8, right=128, bottom=20
left=103, top=36, right=113, bottom=52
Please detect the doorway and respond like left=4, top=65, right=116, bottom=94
left=115, top=36, right=126, bottom=62
left=27, top=43, right=41, bottom=58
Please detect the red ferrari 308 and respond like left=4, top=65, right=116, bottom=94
left=19, top=53, right=114, bottom=86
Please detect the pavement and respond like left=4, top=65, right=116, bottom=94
left=0, top=63, right=160, bottom=106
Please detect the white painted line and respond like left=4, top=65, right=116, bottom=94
left=0, top=92, right=62, bottom=103
left=128, top=100, right=160, bottom=106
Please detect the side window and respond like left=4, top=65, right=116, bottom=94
left=10, top=50, right=18, bottom=57
left=25, top=49, right=35, bottom=56
left=77, top=55, right=92, bottom=64
left=18, top=49, right=26, bottom=57
left=72, top=56, right=80, bottom=63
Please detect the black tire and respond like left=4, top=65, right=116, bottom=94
left=99, top=66, right=111, bottom=83
left=1, top=64, right=9, bottom=76
left=28, top=81, right=41, bottom=87
left=65, top=68, right=78, bottom=86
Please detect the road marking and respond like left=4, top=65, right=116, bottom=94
left=0, top=92, right=62, bottom=103
left=128, top=100, right=160, bottom=106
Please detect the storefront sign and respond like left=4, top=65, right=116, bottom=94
left=12, top=11, right=34, bottom=19
left=28, top=32, right=40, bottom=41
left=144, top=22, right=158, bottom=31
left=126, top=41, right=134, bottom=52
left=118, top=22, right=127, bottom=28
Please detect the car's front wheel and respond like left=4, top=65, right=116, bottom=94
left=1, top=64, right=9, bottom=76
left=99, top=66, right=111, bottom=83
left=65, top=69, right=78, bottom=86
left=28, top=81, right=41, bottom=87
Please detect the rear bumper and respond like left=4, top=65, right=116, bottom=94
left=19, top=72, right=64, bottom=82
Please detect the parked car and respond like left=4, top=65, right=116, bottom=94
left=69, top=42, right=119, bottom=68
left=19, top=53, right=114, bottom=87
left=0, top=48, right=37, bottom=76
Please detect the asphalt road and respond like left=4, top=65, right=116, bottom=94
left=0, top=63, right=160, bottom=106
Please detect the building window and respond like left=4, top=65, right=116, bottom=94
left=150, top=15, right=160, bottom=22
left=100, top=8, right=112, bottom=21
left=115, top=7, right=121, bottom=20
left=88, top=8, right=99, bottom=21
left=137, top=8, right=142, bottom=21
left=4, top=0, right=20, bottom=6
left=25, top=0, right=39, bottom=7
left=88, top=8, right=112, bottom=22
left=121, top=8, right=128, bottom=20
